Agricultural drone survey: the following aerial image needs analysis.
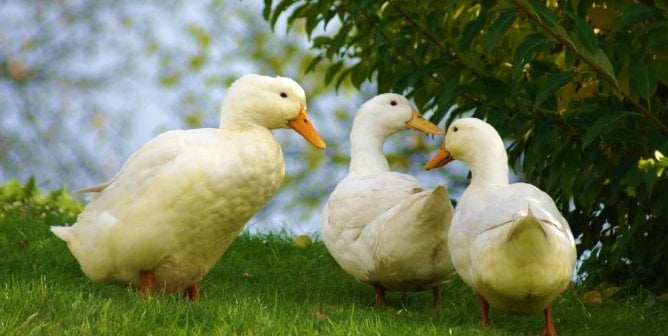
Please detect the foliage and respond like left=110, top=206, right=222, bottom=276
left=1, top=194, right=667, bottom=335
left=266, top=0, right=668, bottom=292
left=0, top=177, right=82, bottom=222
left=638, top=149, right=668, bottom=177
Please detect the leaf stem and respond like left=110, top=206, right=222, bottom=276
left=387, top=1, right=485, bottom=80
left=511, top=0, right=668, bottom=136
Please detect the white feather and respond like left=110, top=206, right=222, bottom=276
left=322, top=94, right=454, bottom=293
left=442, top=118, right=577, bottom=314
left=51, top=74, right=318, bottom=293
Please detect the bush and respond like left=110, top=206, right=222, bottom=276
left=0, top=177, right=82, bottom=223
left=266, top=0, right=668, bottom=292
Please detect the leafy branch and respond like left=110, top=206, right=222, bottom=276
left=387, top=1, right=485, bottom=80
left=511, top=0, right=668, bottom=136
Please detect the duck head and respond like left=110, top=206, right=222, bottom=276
left=220, top=74, right=326, bottom=149
left=424, top=117, right=506, bottom=171
left=353, top=93, right=444, bottom=138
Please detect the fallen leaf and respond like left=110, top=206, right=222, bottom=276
left=602, top=286, right=621, bottom=298
left=314, top=310, right=327, bottom=321
left=581, top=291, right=602, bottom=305
left=293, top=235, right=313, bottom=248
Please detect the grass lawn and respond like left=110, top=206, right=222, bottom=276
left=1, top=193, right=667, bottom=335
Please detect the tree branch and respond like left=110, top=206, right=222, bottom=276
left=511, top=0, right=668, bottom=136
left=358, top=11, right=445, bottom=87
left=387, top=1, right=487, bottom=80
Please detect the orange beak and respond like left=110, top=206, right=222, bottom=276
left=287, top=104, right=326, bottom=150
left=424, top=143, right=454, bottom=170
left=405, top=108, right=444, bottom=135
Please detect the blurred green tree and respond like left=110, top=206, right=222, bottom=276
left=0, top=0, right=382, bottom=234
left=0, top=1, right=140, bottom=185
left=266, top=0, right=668, bottom=292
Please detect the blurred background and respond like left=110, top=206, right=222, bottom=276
left=0, top=0, right=460, bottom=236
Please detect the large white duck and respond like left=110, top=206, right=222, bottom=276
left=425, top=117, right=576, bottom=336
left=51, top=74, right=326, bottom=300
left=321, top=93, right=455, bottom=308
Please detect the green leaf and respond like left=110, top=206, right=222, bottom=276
left=335, top=67, right=354, bottom=91
left=405, top=58, right=449, bottom=88
left=446, top=0, right=458, bottom=12
left=582, top=111, right=631, bottom=147
left=270, top=0, right=294, bottom=30
left=466, top=77, right=510, bottom=101
left=613, top=4, right=663, bottom=32
left=512, top=33, right=549, bottom=77
left=350, top=63, right=368, bottom=88
left=642, top=164, right=661, bottom=193
left=434, top=70, right=461, bottom=121
left=524, top=0, right=559, bottom=28
left=304, top=8, right=320, bottom=37
left=324, top=61, right=344, bottom=86
left=567, top=12, right=598, bottom=54
left=311, top=36, right=333, bottom=48
left=484, top=11, right=517, bottom=53
left=630, top=62, right=657, bottom=102
left=533, top=71, right=575, bottom=109
left=262, top=0, right=273, bottom=20
left=595, top=49, right=618, bottom=87
left=323, top=10, right=337, bottom=29
left=460, top=17, right=486, bottom=50
left=458, top=51, right=487, bottom=77
left=632, top=21, right=668, bottom=45
left=305, top=55, right=323, bottom=74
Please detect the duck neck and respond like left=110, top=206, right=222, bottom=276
left=348, top=122, right=392, bottom=175
left=467, top=148, right=510, bottom=187
left=218, top=98, right=258, bottom=131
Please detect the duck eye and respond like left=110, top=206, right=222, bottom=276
left=453, top=127, right=458, bottom=132
left=390, top=100, right=397, bottom=106
left=280, top=92, right=288, bottom=98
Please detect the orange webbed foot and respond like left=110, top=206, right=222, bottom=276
left=139, top=270, right=155, bottom=298
left=373, top=283, right=388, bottom=308
left=479, top=294, right=490, bottom=328
left=540, top=305, right=558, bottom=336
left=432, top=286, right=442, bottom=310
left=184, top=284, right=199, bottom=301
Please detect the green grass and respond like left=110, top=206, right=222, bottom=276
left=1, top=192, right=667, bottom=335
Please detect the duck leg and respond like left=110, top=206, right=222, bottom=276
left=540, top=305, right=558, bottom=336
left=431, top=286, right=442, bottom=309
left=479, top=294, right=490, bottom=328
left=139, top=270, right=155, bottom=297
left=373, top=283, right=388, bottom=308
left=184, top=284, right=200, bottom=301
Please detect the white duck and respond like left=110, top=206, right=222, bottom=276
left=321, top=93, right=455, bottom=308
left=425, top=117, right=576, bottom=336
left=51, top=74, right=326, bottom=300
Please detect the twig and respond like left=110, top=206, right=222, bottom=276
left=511, top=0, right=668, bottom=136
left=387, top=1, right=486, bottom=80
left=358, top=11, right=445, bottom=86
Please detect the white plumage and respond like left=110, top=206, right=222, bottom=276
left=425, top=117, right=576, bottom=335
left=321, top=93, right=454, bottom=308
left=51, top=74, right=326, bottom=299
